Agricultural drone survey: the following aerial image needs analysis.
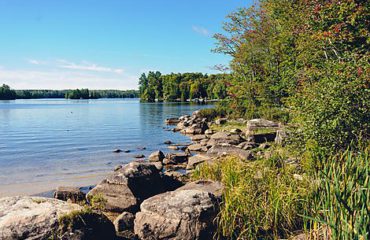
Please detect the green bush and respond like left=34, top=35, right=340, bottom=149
left=198, top=108, right=224, bottom=121
left=192, top=156, right=312, bottom=239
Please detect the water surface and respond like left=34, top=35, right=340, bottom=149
left=0, top=99, right=211, bottom=197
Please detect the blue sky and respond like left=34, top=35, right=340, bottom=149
left=0, top=0, right=249, bottom=90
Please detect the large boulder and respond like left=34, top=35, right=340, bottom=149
left=87, top=180, right=138, bottom=213
left=207, top=145, right=254, bottom=161
left=207, top=131, right=244, bottom=146
left=0, top=196, right=115, bottom=240
left=246, top=118, right=279, bottom=132
left=164, top=153, right=189, bottom=165
left=87, top=162, right=167, bottom=213
left=134, top=180, right=222, bottom=240
left=54, top=186, right=86, bottom=203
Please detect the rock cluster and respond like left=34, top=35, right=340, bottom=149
left=0, top=111, right=286, bottom=240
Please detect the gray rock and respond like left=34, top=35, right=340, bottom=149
left=87, top=180, right=138, bottom=213
left=134, top=154, right=145, bottom=158
left=87, top=162, right=167, bottom=213
left=164, top=140, right=172, bottom=145
left=148, top=150, right=165, bottom=162
left=186, top=154, right=213, bottom=170
left=114, top=165, right=123, bottom=171
left=164, top=153, right=188, bottom=165
left=187, top=144, right=204, bottom=152
left=134, top=186, right=219, bottom=240
left=177, top=180, right=223, bottom=199
left=208, top=131, right=243, bottom=146
left=215, top=118, right=227, bottom=125
left=152, top=161, right=163, bottom=171
left=54, top=186, right=86, bottom=203
left=165, top=118, right=180, bottom=125
left=237, top=142, right=255, bottom=150
left=0, top=196, right=115, bottom=240
left=230, top=128, right=242, bottom=134
left=168, top=145, right=179, bottom=150
left=190, top=134, right=207, bottom=141
left=114, top=211, right=135, bottom=232
left=113, top=149, right=123, bottom=153
left=246, top=118, right=279, bottom=131
left=207, top=145, right=254, bottom=161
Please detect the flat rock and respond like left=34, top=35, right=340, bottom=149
left=190, top=134, right=207, bottom=141
left=177, top=180, right=223, bottom=199
left=208, top=131, right=243, bottom=146
left=207, top=145, right=254, bottom=161
left=187, top=144, right=204, bottom=152
left=186, top=154, right=213, bottom=170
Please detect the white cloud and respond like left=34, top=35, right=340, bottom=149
left=57, top=60, right=124, bottom=74
left=0, top=67, right=138, bottom=90
left=192, top=25, right=210, bottom=37
left=27, top=59, right=47, bottom=65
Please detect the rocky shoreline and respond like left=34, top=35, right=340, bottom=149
left=0, top=110, right=285, bottom=240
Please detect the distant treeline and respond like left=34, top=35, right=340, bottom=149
left=0, top=84, right=139, bottom=100
left=139, top=71, right=230, bottom=102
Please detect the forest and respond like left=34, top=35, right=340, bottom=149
left=138, top=72, right=229, bottom=102
left=0, top=85, right=139, bottom=100
left=191, top=0, right=369, bottom=239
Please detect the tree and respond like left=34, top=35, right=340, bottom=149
left=0, top=84, right=16, bottom=100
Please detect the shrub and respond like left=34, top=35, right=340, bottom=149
left=192, top=156, right=312, bottom=239
left=198, top=108, right=224, bottom=121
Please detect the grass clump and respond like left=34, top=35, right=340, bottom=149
left=89, top=193, right=107, bottom=211
left=308, top=147, right=370, bottom=239
left=192, top=155, right=312, bottom=239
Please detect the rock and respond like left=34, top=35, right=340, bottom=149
left=134, top=188, right=219, bottom=240
left=54, top=186, right=86, bottom=203
left=187, top=144, right=204, bottom=152
left=165, top=118, right=180, bottom=125
left=137, top=147, right=146, bottom=150
left=200, top=139, right=209, bottom=146
left=215, top=118, right=227, bottom=125
left=259, top=143, right=270, bottom=149
left=190, top=134, right=207, bottom=141
left=230, top=128, right=242, bottom=134
left=204, top=129, right=215, bottom=136
left=148, top=150, right=165, bottom=162
left=123, top=150, right=131, bottom=153
left=114, top=211, right=135, bottom=232
left=87, top=180, right=138, bottom=213
left=163, top=171, right=188, bottom=187
left=177, top=180, right=223, bottom=199
left=181, top=122, right=208, bottom=135
left=87, top=162, right=167, bottom=213
left=0, top=196, right=115, bottom=240
left=207, top=145, right=254, bottom=161
left=152, top=161, right=163, bottom=171
left=237, top=142, right=255, bottom=150
left=275, top=129, right=287, bottom=145
left=186, top=154, right=213, bottom=170
left=249, top=132, right=277, bottom=143
left=164, top=153, right=188, bottom=165
left=114, top=165, right=123, bottom=171
left=208, top=131, right=243, bottom=146
left=168, top=145, right=179, bottom=150
left=113, top=149, right=123, bottom=153
left=246, top=118, right=279, bottom=132
left=134, top=154, right=145, bottom=158
left=164, top=140, right=172, bottom=145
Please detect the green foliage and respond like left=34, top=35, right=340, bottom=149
left=0, top=84, right=16, bottom=100
left=192, top=156, right=312, bottom=239
left=138, top=72, right=230, bottom=102
left=197, top=108, right=224, bottom=121
left=308, top=147, right=370, bottom=240
left=89, top=193, right=107, bottom=211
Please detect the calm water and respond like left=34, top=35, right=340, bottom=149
left=0, top=99, right=211, bottom=197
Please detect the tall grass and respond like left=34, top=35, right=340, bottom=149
left=308, top=147, right=369, bottom=239
left=192, top=156, right=312, bottom=239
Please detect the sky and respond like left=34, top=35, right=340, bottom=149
left=0, top=0, right=249, bottom=90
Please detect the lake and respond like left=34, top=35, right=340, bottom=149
left=0, top=99, right=212, bottom=197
